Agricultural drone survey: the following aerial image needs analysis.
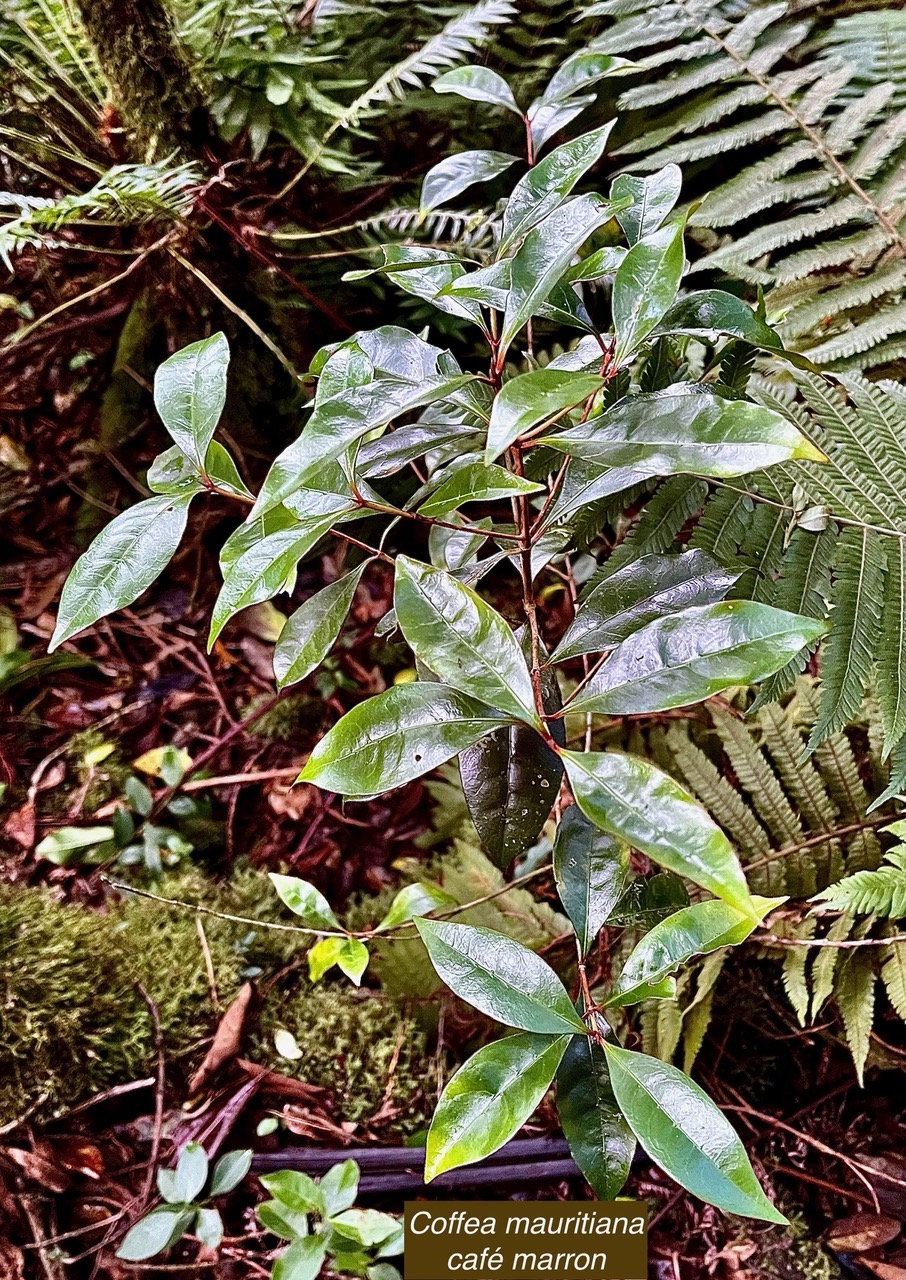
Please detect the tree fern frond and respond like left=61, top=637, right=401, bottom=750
left=881, top=934, right=906, bottom=1019
left=814, top=846, right=906, bottom=917
left=782, top=917, right=816, bottom=1025
left=835, top=942, right=875, bottom=1083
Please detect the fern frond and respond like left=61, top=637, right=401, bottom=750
left=882, top=935, right=906, bottom=1020
left=814, top=846, right=906, bottom=917
left=835, top=939, right=876, bottom=1084
left=810, top=910, right=852, bottom=1018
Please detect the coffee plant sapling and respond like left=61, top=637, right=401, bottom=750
left=49, top=58, right=831, bottom=1225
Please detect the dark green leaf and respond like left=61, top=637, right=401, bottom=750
left=552, top=550, right=737, bottom=662
left=146, top=445, right=205, bottom=496
left=612, top=220, right=686, bottom=364
left=602, top=1043, right=787, bottom=1223
left=610, top=895, right=784, bottom=1006
left=421, top=150, right=518, bottom=212
left=432, top=66, right=520, bottom=114
left=611, top=166, right=682, bottom=245
left=270, top=873, right=339, bottom=929
left=298, top=683, right=509, bottom=796
left=540, top=51, right=633, bottom=107
left=570, top=601, right=827, bottom=714
left=417, top=460, right=543, bottom=519
left=486, top=369, right=604, bottom=463
left=556, top=1035, right=635, bottom=1199
left=501, top=125, right=614, bottom=252
left=348, top=246, right=483, bottom=325
left=394, top=557, right=539, bottom=725
left=414, top=918, right=586, bottom=1033
left=50, top=492, right=194, bottom=650
left=541, top=386, right=827, bottom=474
left=153, top=332, right=229, bottom=468
left=426, top=1032, right=570, bottom=1181
left=553, top=806, right=630, bottom=955
left=273, top=567, right=365, bottom=689
left=652, top=289, right=784, bottom=353
left=564, top=246, right=627, bottom=283
left=560, top=750, right=757, bottom=919
left=358, top=421, right=478, bottom=480
left=204, top=441, right=253, bottom=499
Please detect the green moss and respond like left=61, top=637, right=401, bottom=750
left=254, top=983, right=433, bottom=1134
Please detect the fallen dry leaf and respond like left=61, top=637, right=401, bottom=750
left=3, top=1145, right=70, bottom=1193
left=826, top=1213, right=902, bottom=1253
left=188, top=982, right=254, bottom=1095
left=860, top=1263, right=906, bottom=1280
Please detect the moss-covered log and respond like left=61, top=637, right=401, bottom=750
left=72, top=0, right=208, bottom=158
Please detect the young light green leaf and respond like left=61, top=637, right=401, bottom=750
left=612, top=220, right=686, bottom=364
left=260, top=1169, right=324, bottom=1215
left=414, top=918, right=586, bottom=1033
left=541, top=386, right=826, bottom=474
left=553, top=806, right=630, bottom=955
left=610, top=895, right=785, bottom=1007
left=50, top=492, right=195, bottom=651
left=375, top=882, right=457, bottom=932
left=556, top=1035, right=635, bottom=1199
left=500, top=194, right=613, bottom=361
left=394, top=557, right=539, bottom=725
left=257, top=1198, right=310, bottom=1241
left=426, top=1032, right=570, bottom=1181
left=269, top=873, right=339, bottom=930
left=195, top=1207, right=224, bottom=1250
left=421, top=150, right=517, bottom=213
left=560, top=750, right=757, bottom=920
left=153, top=332, right=229, bottom=468
left=173, top=1142, right=208, bottom=1203
left=272, top=1235, right=327, bottom=1280
left=308, top=936, right=369, bottom=985
left=35, top=825, right=115, bottom=864
left=501, top=124, right=615, bottom=252
left=602, top=1043, right=787, bottom=1224
left=485, top=369, right=603, bottom=463
left=319, top=1160, right=359, bottom=1217
left=209, top=1149, right=252, bottom=1197
left=116, top=1208, right=195, bottom=1261
left=569, top=602, right=827, bottom=715
left=432, top=66, right=520, bottom=114
left=611, top=165, right=682, bottom=246
left=417, top=461, right=543, bottom=519
left=298, top=683, right=509, bottom=796
left=331, top=1210, right=401, bottom=1248
left=552, top=551, right=738, bottom=663
left=273, top=567, right=365, bottom=689
left=210, top=512, right=346, bottom=647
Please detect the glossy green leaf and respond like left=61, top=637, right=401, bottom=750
left=556, top=1035, right=635, bottom=1199
left=541, top=386, right=827, bottom=475
left=394, top=556, right=539, bottom=725
left=417, top=460, right=543, bottom=519
left=560, top=750, right=757, bottom=919
left=564, top=246, right=627, bottom=283
left=273, top=567, right=365, bottom=689
left=432, top=66, right=520, bottom=114
left=426, top=1032, right=570, bottom=1180
left=552, top=551, right=738, bottom=663
left=553, top=806, right=630, bottom=955
left=272, top=1235, right=327, bottom=1280
left=261, top=1169, right=324, bottom=1214
left=347, top=245, right=483, bottom=324
left=270, top=873, right=339, bottom=930
left=527, top=96, right=596, bottom=156
left=50, top=492, right=195, bottom=650
left=173, top=1141, right=208, bottom=1203
left=486, top=369, right=603, bottom=463
left=116, top=1208, right=195, bottom=1261
left=358, top=421, right=478, bottom=480
left=298, top=683, right=509, bottom=796
left=421, top=150, right=517, bottom=212
left=540, top=51, right=633, bottom=106
left=209, top=1149, right=252, bottom=1197
left=35, top=825, right=114, bottom=864
left=153, top=332, right=229, bottom=468
left=611, top=165, right=682, bottom=245
left=570, top=601, right=828, bottom=714
left=375, top=881, right=457, bottom=931
left=501, top=125, right=614, bottom=252
left=204, top=440, right=253, bottom=499
left=602, top=1043, right=787, bottom=1223
left=500, top=194, right=612, bottom=359
left=308, top=935, right=369, bottom=984
left=612, top=220, right=686, bottom=364
left=610, top=895, right=784, bottom=1007
left=257, top=1199, right=310, bottom=1241
left=319, top=1160, right=359, bottom=1217
left=209, top=512, right=344, bottom=647
left=146, top=445, right=206, bottom=496
left=652, top=289, right=784, bottom=353
left=415, top=918, right=586, bottom=1033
